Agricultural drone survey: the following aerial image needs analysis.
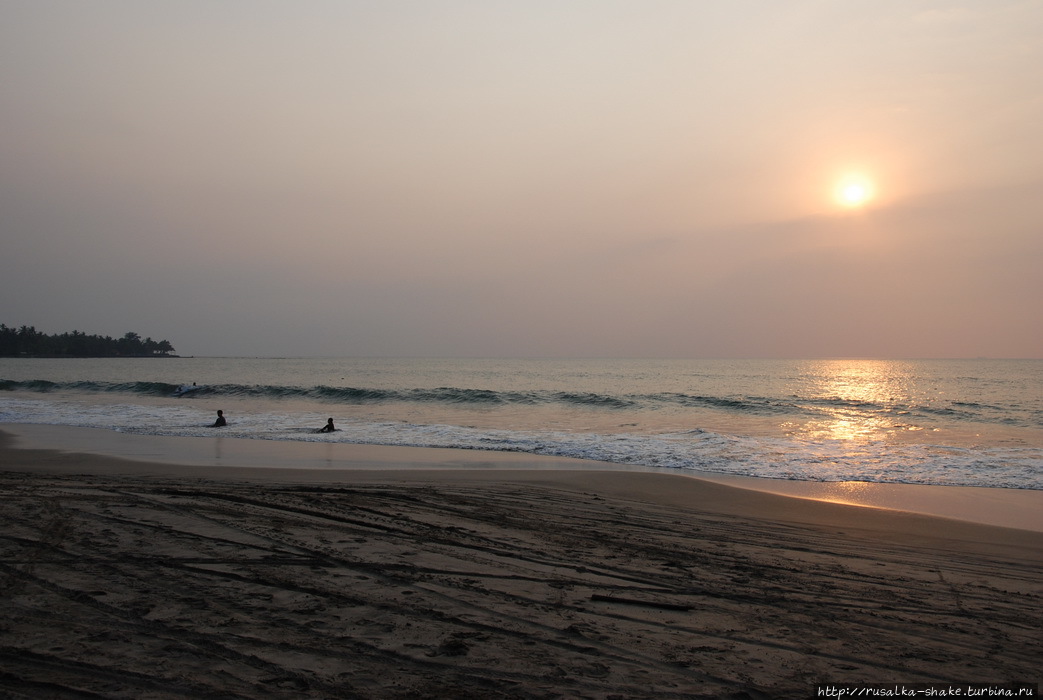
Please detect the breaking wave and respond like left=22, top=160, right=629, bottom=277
left=2, top=378, right=1039, bottom=429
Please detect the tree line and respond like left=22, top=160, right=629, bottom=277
left=0, top=325, right=176, bottom=357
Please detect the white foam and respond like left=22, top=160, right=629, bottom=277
left=3, top=396, right=1041, bottom=490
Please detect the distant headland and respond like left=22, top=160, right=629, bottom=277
left=0, top=325, right=177, bottom=358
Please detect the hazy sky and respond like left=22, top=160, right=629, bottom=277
left=2, top=1, right=1041, bottom=358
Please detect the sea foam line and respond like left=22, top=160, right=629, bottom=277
left=2, top=397, right=1041, bottom=490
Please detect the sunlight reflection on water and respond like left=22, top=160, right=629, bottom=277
left=785, top=360, right=940, bottom=443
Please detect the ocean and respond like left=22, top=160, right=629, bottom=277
left=1, top=357, right=1041, bottom=490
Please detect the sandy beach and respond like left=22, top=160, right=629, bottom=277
left=1, top=428, right=1040, bottom=698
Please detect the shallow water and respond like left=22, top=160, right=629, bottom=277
left=2, top=357, right=1041, bottom=489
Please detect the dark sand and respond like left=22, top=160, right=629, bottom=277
left=1, top=428, right=1040, bottom=698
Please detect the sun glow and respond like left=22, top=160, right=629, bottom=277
left=834, top=174, right=875, bottom=207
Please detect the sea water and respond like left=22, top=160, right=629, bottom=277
left=1, top=358, right=1040, bottom=490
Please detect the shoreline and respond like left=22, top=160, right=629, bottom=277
left=0, top=426, right=1040, bottom=697
left=2, top=425, right=1041, bottom=697
left=4, top=423, right=1043, bottom=532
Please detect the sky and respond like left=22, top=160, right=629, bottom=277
left=2, top=1, right=1041, bottom=359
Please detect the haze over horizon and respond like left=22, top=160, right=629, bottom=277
left=3, top=2, right=1040, bottom=359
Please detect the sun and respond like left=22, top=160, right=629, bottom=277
left=841, top=182, right=868, bottom=204
left=834, top=174, right=875, bottom=208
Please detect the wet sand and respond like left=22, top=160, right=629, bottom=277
left=1, top=427, right=1041, bottom=698
left=6, top=424, right=1043, bottom=532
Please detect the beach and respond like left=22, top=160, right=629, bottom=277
left=1, top=428, right=1041, bottom=698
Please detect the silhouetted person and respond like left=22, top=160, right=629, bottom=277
left=317, top=417, right=335, bottom=433
left=212, top=410, right=226, bottom=427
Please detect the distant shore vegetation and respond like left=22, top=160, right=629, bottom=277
left=0, top=325, right=176, bottom=358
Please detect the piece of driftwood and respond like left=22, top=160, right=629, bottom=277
left=589, top=594, right=693, bottom=611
